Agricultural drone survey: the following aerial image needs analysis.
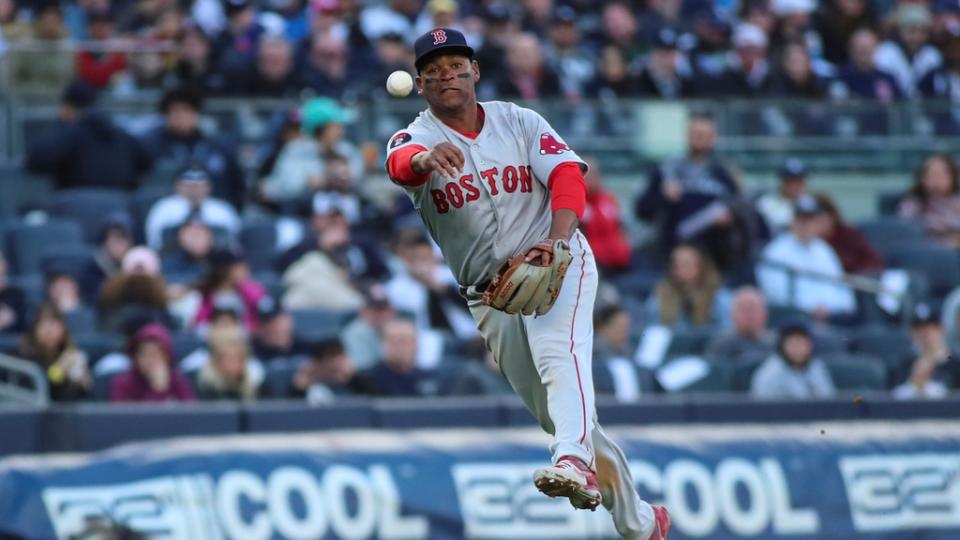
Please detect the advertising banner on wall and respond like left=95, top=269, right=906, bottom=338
left=1, top=421, right=959, bottom=540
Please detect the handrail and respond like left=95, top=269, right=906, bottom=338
left=757, top=257, right=914, bottom=327
left=0, top=354, right=48, bottom=406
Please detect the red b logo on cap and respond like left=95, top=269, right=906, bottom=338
left=431, top=29, right=447, bottom=45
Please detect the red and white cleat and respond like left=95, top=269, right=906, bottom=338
left=533, top=455, right=602, bottom=511
left=649, top=504, right=671, bottom=540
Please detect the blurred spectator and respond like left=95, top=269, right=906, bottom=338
left=160, top=216, right=217, bottom=283
left=585, top=45, right=642, bottom=98
left=80, top=212, right=134, bottom=304
left=19, top=303, right=90, bottom=401
left=942, top=285, right=960, bottom=353
left=298, top=31, right=361, bottom=99
left=543, top=6, right=594, bottom=99
left=688, top=7, right=732, bottom=77
left=750, top=320, right=836, bottom=398
left=26, top=81, right=151, bottom=191
left=0, top=253, right=26, bottom=334
left=196, top=325, right=263, bottom=400
left=193, top=248, right=265, bottom=333
left=918, top=28, right=960, bottom=106
left=360, top=0, right=419, bottom=42
left=98, top=246, right=175, bottom=333
left=637, top=28, right=697, bottom=99
left=757, top=158, right=808, bottom=233
left=252, top=296, right=296, bottom=362
left=279, top=193, right=389, bottom=309
left=229, top=35, right=300, bottom=96
left=370, top=31, right=416, bottom=87
left=814, top=0, right=877, bottom=66
left=342, top=286, right=395, bottom=370
left=414, top=0, right=468, bottom=40
left=360, top=318, right=436, bottom=397
left=4, top=2, right=75, bottom=93
left=260, top=98, right=361, bottom=206
left=519, top=0, right=553, bottom=37
left=0, top=0, right=32, bottom=42
left=813, top=193, right=884, bottom=274
left=496, top=32, right=562, bottom=100
left=145, top=165, right=240, bottom=251
left=173, top=22, right=226, bottom=93
left=892, top=304, right=959, bottom=398
left=75, top=7, right=127, bottom=90
left=475, top=4, right=520, bottom=72
left=646, top=243, right=732, bottom=331
left=594, top=304, right=634, bottom=362
left=109, top=322, right=195, bottom=402
left=581, top=157, right=631, bottom=272
left=141, top=87, right=245, bottom=209
left=386, top=229, right=476, bottom=341
left=769, top=41, right=829, bottom=98
left=635, top=114, right=742, bottom=268
left=757, top=195, right=856, bottom=320
left=44, top=270, right=82, bottom=315
left=835, top=28, right=901, bottom=101
left=897, top=154, right=960, bottom=248
left=212, top=0, right=265, bottom=82
left=599, top=2, right=642, bottom=65
left=715, top=23, right=774, bottom=97
left=316, top=154, right=387, bottom=230
left=770, top=0, right=820, bottom=57
left=290, top=338, right=371, bottom=402
left=705, top=286, right=775, bottom=364
left=875, top=5, right=940, bottom=98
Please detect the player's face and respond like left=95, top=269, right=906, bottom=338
left=417, top=54, right=479, bottom=112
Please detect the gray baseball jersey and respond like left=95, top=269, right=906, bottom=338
left=386, top=101, right=586, bottom=287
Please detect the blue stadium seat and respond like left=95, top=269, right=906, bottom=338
left=665, top=329, right=711, bottom=359
left=856, top=218, right=926, bottom=259
left=63, top=307, right=97, bottom=334
left=290, top=309, right=355, bottom=342
left=823, top=353, right=888, bottom=391
left=50, top=189, right=130, bottom=243
left=887, top=245, right=960, bottom=299
left=75, top=332, right=125, bottom=367
left=129, top=185, right=168, bottom=244
left=240, top=219, right=278, bottom=272
left=875, top=191, right=905, bottom=216
left=849, top=324, right=914, bottom=371
left=4, top=220, right=85, bottom=276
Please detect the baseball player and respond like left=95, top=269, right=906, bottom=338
left=385, top=28, right=670, bottom=540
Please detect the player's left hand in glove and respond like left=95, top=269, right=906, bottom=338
left=482, top=239, right=572, bottom=316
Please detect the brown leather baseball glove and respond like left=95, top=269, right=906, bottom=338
left=482, top=239, right=572, bottom=316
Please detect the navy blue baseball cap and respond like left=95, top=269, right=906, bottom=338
left=414, top=28, right=474, bottom=71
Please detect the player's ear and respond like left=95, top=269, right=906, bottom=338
left=415, top=75, right=424, bottom=95
left=471, top=59, right=480, bottom=83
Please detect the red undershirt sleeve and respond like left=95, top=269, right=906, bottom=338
left=547, top=161, right=587, bottom=219
left=386, top=143, right=430, bottom=187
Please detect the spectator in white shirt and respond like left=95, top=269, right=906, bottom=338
left=757, top=195, right=856, bottom=320
left=145, top=165, right=241, bottom=251
left=756, top=158, right=809, bottom=233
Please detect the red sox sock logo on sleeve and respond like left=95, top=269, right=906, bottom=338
left=431, top=29, right=448, bottom=45
left=539, top=133, right=570, bottom=155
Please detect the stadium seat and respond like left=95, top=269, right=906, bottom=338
left=240, top=219, right=278, bottom=272
left=887, top=245, right=960, bottom=299
left=856, top=218, right=926, bottom=259
left=0, top=168, right=53, bottom=218
left=40, top=244, right=95, bottom=278
left=665, top=329, right=711, bottom=359
left=4, top=220, right=85, bottom=276
left=731, top=358, right=765, bottom=392
left=0, top=334, right=20, bottom=356
left=260, top=358, right=301, bottom=398
left=74, top=332, right=125, bottom=368
left=658, top=358, right=735, bottom=394
left=170, top=332, right=203, bottom=362
left=875, top=191, right=905, bottom=216
left=50, top=189, right=130, bottom=243
left=290, top=309, right=355, bottom=342
left=63, top=307, right=97, bottom=334
left=849, top=324, right=914, bottom=371
left=823, top=353, right=888, bottom=391
left=129, top=185, right=168, bottom=244
left=767, top=305, right=812, bottom=328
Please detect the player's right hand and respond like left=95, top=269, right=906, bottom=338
left=413, top=142, right=465, bottom=178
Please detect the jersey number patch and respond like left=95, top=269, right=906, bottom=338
left=539, top=133, right=570, bottom=155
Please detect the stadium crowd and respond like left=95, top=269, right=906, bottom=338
left=1, top=0, right=959, bottom=405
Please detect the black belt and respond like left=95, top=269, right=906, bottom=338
left=458, top=279, right=491, bottom=300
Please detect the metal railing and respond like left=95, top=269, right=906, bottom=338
left=0, top=354, right=48, bottom=406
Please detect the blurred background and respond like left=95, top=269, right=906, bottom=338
left=0, top=0, right=959, bottom=539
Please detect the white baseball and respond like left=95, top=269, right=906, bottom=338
left=386, top=70, right=414, bottom=97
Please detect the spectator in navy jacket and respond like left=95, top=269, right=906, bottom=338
left=635, top=114, right=741, bottom=268
left=835, top=28, right=900, bottom=101
left=26, top=81, right=151, bottom=191
left=360, top=318, right=436, bottom=397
